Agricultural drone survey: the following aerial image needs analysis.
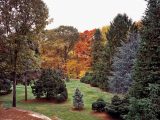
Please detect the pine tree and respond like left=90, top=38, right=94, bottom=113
left=109, top=32, right=140, bottom=93
left=127, top=0, right=160, bottom=119
left=106, top=13, right=132, bottom=58
left=73, top=88, right=84, bottom=110
left=91, top=29, right=104, bottom=87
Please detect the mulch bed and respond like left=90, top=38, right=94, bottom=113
left=0, top=108, right=52, bottom=120
left=91, top=112, right=118, bottom=120
left=71, top=107, right=85, bottom=112
left=22, top=98, right=66, bottom=104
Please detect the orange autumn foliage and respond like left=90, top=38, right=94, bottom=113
left=73, top=29, right=96, bottom=77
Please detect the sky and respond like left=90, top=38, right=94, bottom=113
left=43, top=0, right=147, bottom=32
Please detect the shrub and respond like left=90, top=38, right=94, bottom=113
left=92, top=98, right=106, bottom=112
left=105, top=95, right=129, bottom=119
left=90, top=74, right=99, bottom=87
left=65, top=76, right=70, bottom=82
left=0, top=78, right=12, bottom=95
left=73, top=88, right=84, bottom=110
left=31, top=69, right=68, bottom=102
left=80, top=72, right=93, bottom=84
left=55, top=88, right=68, bottom=103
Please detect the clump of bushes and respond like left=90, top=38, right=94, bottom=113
left=105, top=95, right=129, bottom=119
left=73, top=88, right=84, bottom=110
left=92, top=98, right=106, bottom=112
left=31, top=69, right=68, bottom=102
left=80, top=72, right=93, bottom=84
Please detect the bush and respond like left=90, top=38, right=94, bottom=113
left=55, top=88, right=68, bottom=103
left=73, top=88, right=84, bottom=110
left=31, top=69, right=68, bottom=102
left=0, top=78, right=12, bottom=95
left=80, top=72, right=93, bottom=84
left=92, top=98, right=106, bottom=112
left=105, top=95, right=129, bottom=119
left=65, top=76, right=70, bottom=82
left=90, top=74, right=99, bottom=87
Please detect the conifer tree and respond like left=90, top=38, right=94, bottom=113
left=127, top=0, right=160, bottom=119
left=106, top=13, right=132, bottom=59
left=73, top=88, right=84, bottom=110
left=91, top=29, right=104, bottom=87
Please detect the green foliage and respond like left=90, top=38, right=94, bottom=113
left=92, top=98, right=106, bottom=112
left=91, top=29, right=110, bottom=90
left=31, top=69, right=68, bottom=102
left=73, top=88, right=84, bottom=110
left=127, top=0, right=160, bottom=119
left=80, top=72, right=93, bottom=84
left=54, top=26, right=79, bottom=62
left=105, top=95, right=129, bottom=119
left=127, top=97, right=158, bottom=120
left=106, top=13, right=132, bottom=55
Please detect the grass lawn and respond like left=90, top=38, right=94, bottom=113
left=0, top=80, right=115, bottom=120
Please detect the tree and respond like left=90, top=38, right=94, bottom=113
left=40, top=29, right=62, bottom=69
left=127, top=0, right=160, bottom=119
left=0, top=0, right=48, bottom=107
left=91, top=29, right=104, bottom=87
left=74, top=30, right=96, bottom=77
left=90, top=29, right=111, bottom=90
left=54, top=26, right=79, bottom=61
left=73, top=88, right=84, bottom=110
left=40, top=26, right=79, bottom=77
left=109, top=32, right=140, bottom=93
left=106, top=13, right=132, bottom=64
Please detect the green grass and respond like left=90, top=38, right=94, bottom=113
left=0, top=80, right=114, bottom=120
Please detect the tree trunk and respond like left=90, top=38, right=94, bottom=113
left=12, top=46, right=18, bottom=107
left=12, top=72, right=16, bottom=107
left=76, top=54, right=79, bottom=79
left=24, top=72, right=27, bottom=101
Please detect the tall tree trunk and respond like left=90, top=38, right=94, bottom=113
left=12, top=72, right=16, bottom=107
left=76, top=54, right=79, bottom=79
left=12, top=49, right=17, bottom=107
left=24, top=72, right=27, bottom=101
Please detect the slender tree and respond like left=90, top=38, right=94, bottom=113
left=73, top=88, right=84, bottom=110
left=91, top=29, right=104, bottom=87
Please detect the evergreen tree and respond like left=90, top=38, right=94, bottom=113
left=109, top=32, right=140, bottom=93
left=91, top=29, right=104, bottom=87
left=90, top=29, right=110, bottom=90
left=106, top=13, right=132, bottom=58
left=73, top=88, right=84, bottom=110
left=127, top=0, right=160, bottom=119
